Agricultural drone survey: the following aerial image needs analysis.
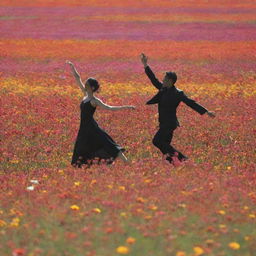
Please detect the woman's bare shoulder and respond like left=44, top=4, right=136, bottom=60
left=90, top=96, right=99, bottom=107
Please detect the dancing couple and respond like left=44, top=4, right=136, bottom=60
left=66, top=53, right=215, bottom=168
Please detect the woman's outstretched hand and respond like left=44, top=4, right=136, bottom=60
left=66, top=60, right=74, bottom=66
left=207, top=111, right=216, bottom=118
left=140, top=53, right=148, bottom=67
left=65, top=60, right=81, bottom=81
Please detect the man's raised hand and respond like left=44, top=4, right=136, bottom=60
left=140, top=53, right=148, bottom=67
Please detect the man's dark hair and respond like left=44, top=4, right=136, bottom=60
left=87, top=78, right=100, bottom=92
left=166, top=72, right=177, bottom=84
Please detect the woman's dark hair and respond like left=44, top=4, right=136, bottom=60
left=87, top=78, right=100, bottom=92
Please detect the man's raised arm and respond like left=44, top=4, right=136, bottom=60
left=140, top=53, right=162, bottom=90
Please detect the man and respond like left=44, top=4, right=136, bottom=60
left=140, top=53, right=215, bottom=164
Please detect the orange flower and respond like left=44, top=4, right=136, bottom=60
left=136, top=197, right=146, bottom=203
left=205, top=239, right=214, bottom=246
left=90, top=179, right=97, bottom=185
left=149, top=205, right=158, bottom=210
left=0, top=220, right=7, bottom=227
left=126, top=237, right=136, bottom=244
left=176, top=251, right=186, bottom=256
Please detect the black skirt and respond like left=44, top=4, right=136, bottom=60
left=71, top=118, right=124, bottom=168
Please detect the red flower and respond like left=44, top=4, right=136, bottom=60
left=12, top=248, right=26, bottom=256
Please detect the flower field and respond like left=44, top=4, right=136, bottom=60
left=0, top=0, right=256, bottom=255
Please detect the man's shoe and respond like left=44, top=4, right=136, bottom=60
left=166, top=156, right=173, bottom=164
left=180, top=156, right=189, bottom=162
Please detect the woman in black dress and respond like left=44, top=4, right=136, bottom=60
left=66, top=61, right=134, bottom=168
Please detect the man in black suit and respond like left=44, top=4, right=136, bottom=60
left=140, top=53, right=215, bottom=163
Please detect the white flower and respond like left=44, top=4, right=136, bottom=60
left=30, top=180, right=39, bottom=184
left=26, top=186, right=35, bottom=191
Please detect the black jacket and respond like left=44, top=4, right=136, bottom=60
left=145, top=66, right=207, bottom=128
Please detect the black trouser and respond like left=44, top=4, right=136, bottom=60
left=152, top=125, right=187, bottom=161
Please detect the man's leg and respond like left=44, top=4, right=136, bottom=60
left=152, top=127, right=176, bottom=155
left=165, top=129, right=188, bottom=162
left=152, top=128, right=166, bottom=154
left=152, top=126, right=188, bottom=162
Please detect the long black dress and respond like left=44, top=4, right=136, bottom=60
left=71, top=99, right=125, bottom=167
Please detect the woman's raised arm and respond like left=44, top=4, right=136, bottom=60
left=66, top=61, right=93, bottom=98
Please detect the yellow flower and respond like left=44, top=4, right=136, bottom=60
left=116, top=246, right=129, bottom=254
left=74, top=181, right=81, bottom=186
left=126, top=237, right=136, bottom=244
left=10, top=159, right=19, bottom=164
left=144, top=179, right=152, bottom=183
left=218, top=210, right=226, bottom=215
left=178, top=203, right=186, bottom=208
left=227, top=166, right=232, bottom=170
left=107, top=184, right=113, bottom=189
left=193, top=246, right=204, bottom=256
left=93, top=208, right=101, bottom=213
left=10, top=217, right=20, bottom=227
left=58, top=170, right=64, bottom=175
left=219, top=224, right=226, bottom=229
left=119, top=186, right=126, bottom=191
left=120, top=212, right=127, bottom=217
left=243, top=206, right=249, bottom=210
left=70, top=205, right=80, bottom=210
left=229, top=242, right=240, bottom=250
left=176, top=251, right=186, bottom=256
left=248, top=214, right=255, bottom=218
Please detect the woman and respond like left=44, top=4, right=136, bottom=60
left=66, top=61, right=134, bottom=167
